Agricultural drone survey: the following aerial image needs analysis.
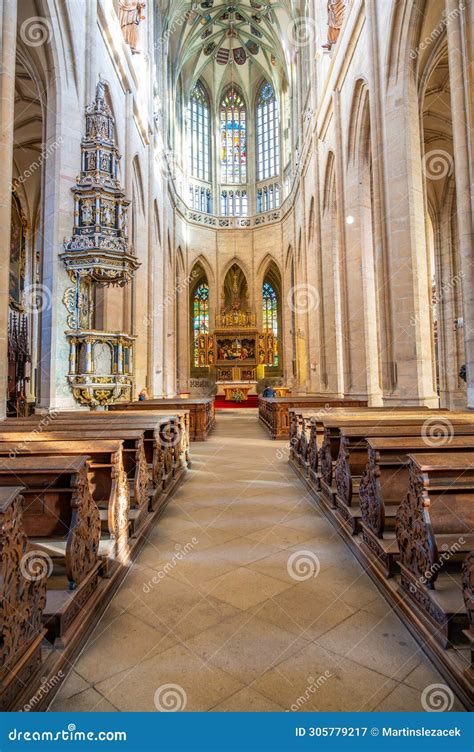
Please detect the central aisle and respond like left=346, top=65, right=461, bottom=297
left=51, top=411, right=451, bottom=712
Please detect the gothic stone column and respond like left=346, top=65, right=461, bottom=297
left=0, top=0, right=18, bottom=418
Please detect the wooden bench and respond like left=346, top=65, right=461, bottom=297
left=50, top=409, right=192, bottom=471
left=0, top=437, right=145, bottom=545
left=317, top=413, right=474, bottom=507
left=0, top=487, right=47, bottom=711
left=333, top=425, right=474, bottom=531
left=259, top=396, right=370, bottom=440
left=110, top=398, right=214, bottom=441
left=395, top=453, right=474, bottom=649
left=288, top=407, right=446, bottom=480
left=462, top=552, right=474, bottom=683
left=4, top=412, right=188, bottom=493
left=356, top=436, right=474, bottom=578
left=0, top=456, right=101, bottom=647
left=0, top=430, right=150, bottom=528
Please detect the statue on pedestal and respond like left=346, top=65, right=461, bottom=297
left=322, top=0, right=347, bottom=51
left=118, top=1, right=146, bottom=54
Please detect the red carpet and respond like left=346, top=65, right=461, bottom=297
left=215, top=395, right=259, bottom=408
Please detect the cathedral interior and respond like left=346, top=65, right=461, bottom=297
left=0, top=0, right=473, bottom=716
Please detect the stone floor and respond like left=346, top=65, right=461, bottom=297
left=50, top=411, right=461, bottom=712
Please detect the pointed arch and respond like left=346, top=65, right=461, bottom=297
left=322, top=152, right=336, bottom=212
left=220, top=256, right=251, bottom=289
left=190, top=261, right=210, bottom=370
left=222, top=262, right=249, bottom=311
left=385, top=0, right=426, bottom=87
left=257, top=253, right=281, bottom=282
left=190, top=254, right=215, bottom=285
left=132, top=155, right=146, bottom=216
left=262, top=263, right=281, bottom=368
left=347, top=78, right=370, bottom=165
left=176, top=245, right=185, bottom=273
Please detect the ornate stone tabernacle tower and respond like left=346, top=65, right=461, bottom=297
left=61, top=81, right=139, bottom=407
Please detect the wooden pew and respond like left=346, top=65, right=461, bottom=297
left=333, top=425, right=474, bottom=531
left=357, top=436, right=474, bottom=578
left=462, top=552, right=474, bottom=683
left=0, top=438, right=135, bottom=548
left=259, top=396, right=369, bottom=440
left=288, top=406, right=447, bottom=480
left=0, top=487, right=47, bottom=711
left=0, top=428, right=149, bottom=511
left=109, top=398, right=214, bottom=441
left=4, top=412, right=188, bottom=491
left=317, top=413, right=474, bottom=506
left=0, top=456, right=101, bottom=647
left=395, top=453, right=474, bottom=649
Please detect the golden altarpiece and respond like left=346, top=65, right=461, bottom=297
left=197, top=268, right=276, bottom=400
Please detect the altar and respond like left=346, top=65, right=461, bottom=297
left=222, top=384, right=254, bottom=401
left=196, top=269, right=277, bottom=402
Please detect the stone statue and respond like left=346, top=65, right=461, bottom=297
left=118, top=1, right=146, bottom=54
left=322, top=0, right=347, bottom=50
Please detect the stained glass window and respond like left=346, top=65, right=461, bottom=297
left=262, top=280, right=279, bottom=365
left=188, top=82, right=210, bottom=182
left=256, top=81, right=279, bottom=181
left=220, top=86, right=247, bottom=184
left=193, top=283, right=209, bottom=367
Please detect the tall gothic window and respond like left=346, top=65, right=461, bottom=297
left=262, top=280, right=279, bottom=366
left=188, top=82, right=210, bottom=182
left=220, top=86, right=247, bottom=184
left=193, top=283, right=209, bottom=367
left=256, top=82, right=279, bottom=181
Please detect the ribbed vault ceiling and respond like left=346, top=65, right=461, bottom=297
left=161, top=1, right=295, bottom=99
